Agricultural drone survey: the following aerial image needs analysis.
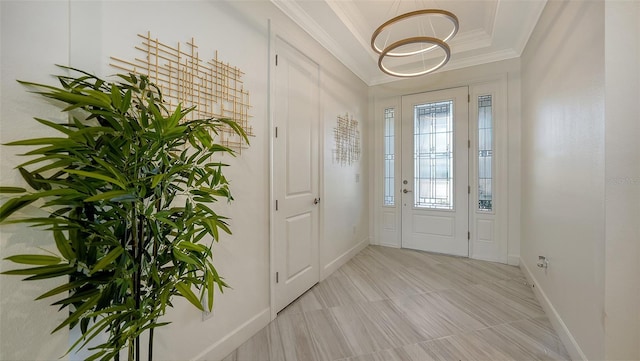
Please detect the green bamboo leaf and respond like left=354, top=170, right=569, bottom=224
left=51, top=293, right=100, bottom=333
left=35, top=280, right=87, bottom=300
left=46, top=90, right=111, bottom=109
left=54, top=230, right=75, bottom=260
left=110, top=84, right=121, bottom=109
left=172, top=248, right=200, bottom=266
left=89, top=247, right=124, bottom=274
left=91, top=157, right=127, bottom=184
left=4, top=254, right=61, bottom=265
left=1, top=264, right=72, bottom=276
left=151, top=174, right=164, bottom=188
left=121, top=89, right=132, bottom=113
left=18, top=167, right=46, bottom=190
left=17, top=80, right=64, bottom=92
left=84, top=190, right=130, bottom=202
left=66, top=312, right=124, bottom=355
left=5, top=137, right=72, bottom=146
left=17, top=154, right=72, bottom=168
left=63, top=169, right=126, bottom=189
left=33, top=118, right=73, bottom=135
left=176, top=241, right=207, bottom=253
left=155, top=216, right=178, bottom=229
left=24, top=266, right=75, bottom=281
left=217, top=118, right=249, bottom=143
left=175, top=282, right=203, bottom=311
left=31, top=159, right=74, bottom=175
left=52, top=288, right=100, bottom=306
left=0, top=197, right=36, bottom=222
left=0, top=187, right=27, bottom=193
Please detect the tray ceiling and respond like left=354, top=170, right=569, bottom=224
left=271, top=0, right=547, bottom=85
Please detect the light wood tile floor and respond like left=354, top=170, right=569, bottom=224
left=223, top=246, right=570, bottom=361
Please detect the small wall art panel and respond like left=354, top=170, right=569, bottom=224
left=333, top=113, right=361, bottom=165
left=111, top=32, right=253, bottom=151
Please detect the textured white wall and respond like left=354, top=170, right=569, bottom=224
left=521, top=1, right=606, bottom=360
left=0, top=1, right=369, bottom=360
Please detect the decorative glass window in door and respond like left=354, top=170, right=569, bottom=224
left=478, top=95, right=493, bottom=211
left=384, top=108, right=395, bottom=206
left=414, top=101, right=454, bottom=210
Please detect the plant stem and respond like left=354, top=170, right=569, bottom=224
left=148, top=327, right=154, bottom=361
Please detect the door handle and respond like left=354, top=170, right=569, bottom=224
left=313, top=197, right=320, bottom=205
left=403, top=189, right=412, bottom=194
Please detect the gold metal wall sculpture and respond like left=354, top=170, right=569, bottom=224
left=333, top=113, right=361, bottom=166
left=110, top=32, right=252, bottom=151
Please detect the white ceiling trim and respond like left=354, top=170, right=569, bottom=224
left=270, top=0, right=372, bottom=83
left=325, top=0, right=372, bottom=56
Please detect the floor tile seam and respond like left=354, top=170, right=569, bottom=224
left=499, top=317, right=567, bottom=342
left=446, top=285, right=540, bottom=320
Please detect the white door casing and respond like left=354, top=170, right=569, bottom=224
left=272, top=36, right=320, bottom=313
left=400, top=87, right=470, bottom=256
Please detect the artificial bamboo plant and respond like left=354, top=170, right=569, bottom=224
left=0, top=66, right=247, bottom=360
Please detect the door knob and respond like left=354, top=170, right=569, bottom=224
left=313, top=197, right=320, bottom=205
left=403, top=189, right=412, bottom=194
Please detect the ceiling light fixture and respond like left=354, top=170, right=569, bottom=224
left=371, top=8, right=459, bottom=77
left=378, top=36, right=450, bottom=77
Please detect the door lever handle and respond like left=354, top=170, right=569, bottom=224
left=403, top=189, right=412, bottom=194
left=313, top=197, right=320, bottom=205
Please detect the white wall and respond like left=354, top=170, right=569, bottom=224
left=0, top=1, right=369, bottom=360
left=604, top=1, right=640, bottom=359
left=369, top=58, right=522, bottom=265
left=0, top=2, right=71, bottom=360
left=522, top=2, right=640, bottom=359
left=520, top=1, right=606, bottom=360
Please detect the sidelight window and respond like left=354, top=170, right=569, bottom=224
left=383, top=108, right=395, bottom=206
left=478, top=95, right=493, bottom=211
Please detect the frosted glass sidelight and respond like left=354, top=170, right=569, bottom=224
left=478, top=95, right=493, bottom=211
left=384, top=108, right=395, bottom=206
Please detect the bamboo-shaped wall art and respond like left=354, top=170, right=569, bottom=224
left=110, top=32, right=253, bottom=151
left=333, top=113, right=361, bottom=166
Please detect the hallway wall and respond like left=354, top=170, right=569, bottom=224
left=521, top=1, right=640, bottom=360
left=0, top=1, right=369, bottom=360
left=521, top=2, right=605, bottom=360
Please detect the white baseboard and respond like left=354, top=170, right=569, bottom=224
left=378, top=242, right=400, bottom=248
left=520, top=259, right=587, bottom=361
left=508, top=254, right=520, bottom=266
left=321, top=237, right=369, bottom=280
left=192, top=307, right=271, bottom=361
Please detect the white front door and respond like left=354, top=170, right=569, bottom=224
left=273, top=36, right=320, bottom=313
left=400, top=87, right=469, bottom=256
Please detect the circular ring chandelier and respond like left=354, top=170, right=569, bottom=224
left=377, top=36, right=450, bottom=78
left=371, top=8, right=459, bottom=77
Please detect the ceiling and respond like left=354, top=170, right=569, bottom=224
left=270, top=0, right=547, bottom=86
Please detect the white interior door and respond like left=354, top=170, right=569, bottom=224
left=401, top=87, right=469, bottom=256
left=273, top=36, right=320, bottom=313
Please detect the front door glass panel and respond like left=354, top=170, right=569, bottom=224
left=413, top=100, right=454, bottom=210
